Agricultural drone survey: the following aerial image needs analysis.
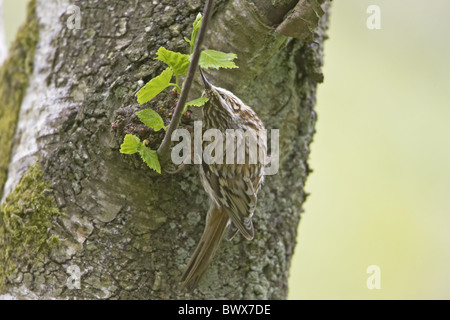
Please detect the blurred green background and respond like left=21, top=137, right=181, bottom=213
left=3, top=0, right=449, bottom=299
left=289, top=0, right=450, bottom=299
left=3, top=1, right=27, bottom=48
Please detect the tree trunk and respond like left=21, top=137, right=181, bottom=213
left=0, top=0, right=329, bottom=299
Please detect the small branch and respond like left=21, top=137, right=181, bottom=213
left=157, top=0, right=215, bottom=165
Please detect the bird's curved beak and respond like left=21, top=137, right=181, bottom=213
left=199, top=68, right=211, bottom=89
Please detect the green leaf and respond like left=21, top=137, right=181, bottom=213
left=136, top=67, right=173, bottom=104
left=139, top=147, right=161, bottom=174
left=120, top=134, right=142, bottom=154
left=189, top=13, right=203, bottom=54
left=186, top=97, right=209, bottom=107
left=199, top=50, right=238, bottom=70
left=120, top=134, right=162, bottom=174
left=156, top=47, right=190, bottom=76
left=193, top=13, right=202, bottom=32
left=183, top=97, right=209, bottom=114
left=136, top=109, right=167, bottom=132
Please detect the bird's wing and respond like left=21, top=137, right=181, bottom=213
left=218, top=176, right=257, bottom=240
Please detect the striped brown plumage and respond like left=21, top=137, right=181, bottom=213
left=181, top=70, right=267, bottom=290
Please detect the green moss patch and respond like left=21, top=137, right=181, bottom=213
left=0, top=161, right=61, bottom=290
left=0, top=0, right=39, bottom=199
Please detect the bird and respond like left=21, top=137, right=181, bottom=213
left=180, top=69, right=267, bottom=290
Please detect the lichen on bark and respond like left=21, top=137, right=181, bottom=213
left=0, top=160, right=61, bottom=291
left=0, top=0, right=39, bottom=200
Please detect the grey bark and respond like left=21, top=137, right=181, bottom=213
left=0, top=0, right=329, bottom=299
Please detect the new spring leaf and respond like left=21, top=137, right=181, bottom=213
left=136, top=109, right=167, bottom=132
left=185, top=13, right=203, bottom=54
left=139, top=147, right=161, bottom=174
left=156, top=47, right=190, bottom=76
left=186, top=97, right=209, bottom=107
left=120, top=134, right=142, bottom=154
left=199, top=50, right=238, bottom=70
left=183, top=97, right=209, bottom=114
left=120, top=134, right=161, bottom=174
left=136, top=67, right=174, bottom=105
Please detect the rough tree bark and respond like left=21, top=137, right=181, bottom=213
left=0, top=0, right=330, bottom=299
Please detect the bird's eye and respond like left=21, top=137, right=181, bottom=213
left=219, top=94, right=226, bottom=100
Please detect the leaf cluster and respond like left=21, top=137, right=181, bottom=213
left=120, top=13, right=239, bottom=173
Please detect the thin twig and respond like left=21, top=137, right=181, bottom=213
left=157, top=0, right=215, bottom=165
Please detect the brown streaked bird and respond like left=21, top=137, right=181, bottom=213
left=180, top=69, right=267, bottom=290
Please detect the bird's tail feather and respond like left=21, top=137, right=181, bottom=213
left=181, top=205, right=229, bottom=290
